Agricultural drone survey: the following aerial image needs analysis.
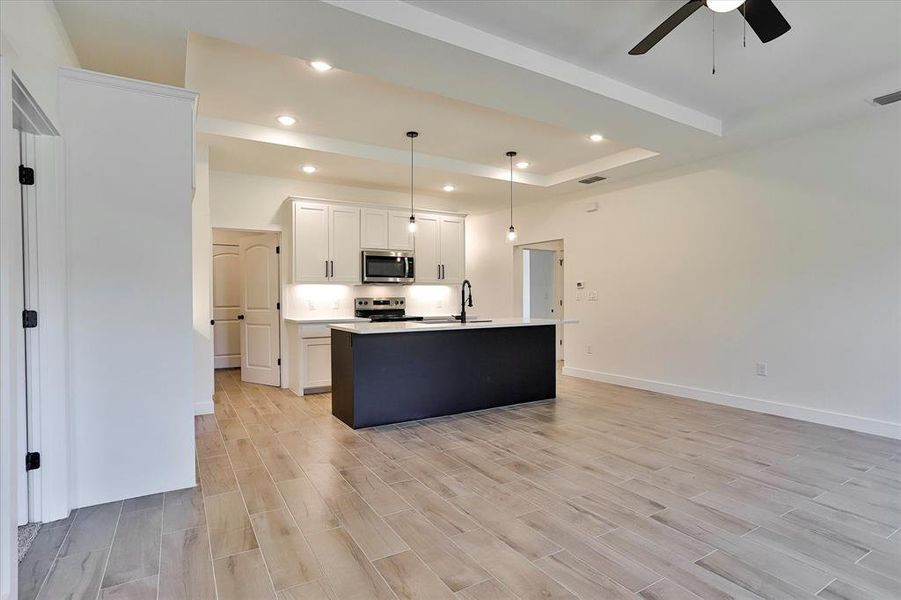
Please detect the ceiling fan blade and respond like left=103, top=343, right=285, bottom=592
left=741, top=0, right=791, bottom=43
left=629, top=0, right=705, bottom=55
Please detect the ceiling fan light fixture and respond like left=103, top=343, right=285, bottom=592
left=706, top=0, right=744, bottom=13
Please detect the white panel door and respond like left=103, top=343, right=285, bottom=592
left=414, top=213, right=441, bottom=283
left=293, top=202, right=329, bottom=283
left=239, top=233, right=280, bottom=386
left=212, top=244, right=241, bottom=369
left=329, top=205, right=361, bottom=283
left=361, top=208, right=388, bottom=249
left=388, top=210, right=414, bottom=250
left=439, top=215, right=466, bottom=283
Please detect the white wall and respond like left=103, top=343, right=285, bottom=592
left=193, top=145, right=214, bottom=414
left=61, top=69, right=197, bottom=507
left=467, top=110, right=901, bottom=438
left=528, top=249, right=556, bottom=319
left=0, top=0, right=78, bottom=127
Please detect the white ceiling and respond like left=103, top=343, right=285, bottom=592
left=188, top=34, right=637, bottom=175
left=403, top=1, right=901, bottom=119
left=53, top=0, right=900, bottom=213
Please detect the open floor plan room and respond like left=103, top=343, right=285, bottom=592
left=2, top=1, right=899, bottom=599
left=21, top=368, right=901, bottom=600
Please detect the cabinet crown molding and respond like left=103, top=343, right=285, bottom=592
left=287, top=196, right=467, bottom=218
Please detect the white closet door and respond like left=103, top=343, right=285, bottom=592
left=239, top=233, right=280, bottom=386
left=293, top=202, right=329, bottom=283
left=212, top=244, right=241, bottom=368
left=329, top=205, right=361, bottom=283
left=439, top=215, right=465, bottom=283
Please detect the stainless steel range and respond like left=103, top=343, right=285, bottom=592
left=354, top=297, right=424, bottom=322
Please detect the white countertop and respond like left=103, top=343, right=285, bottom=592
left=330, top=318, right=574, bottom=335
left=284, top=317, right=368, bottom=324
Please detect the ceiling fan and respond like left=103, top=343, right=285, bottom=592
left=629, top=0, right=791, bottom=55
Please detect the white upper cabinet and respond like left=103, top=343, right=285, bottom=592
left=388, top=210, right=414, bottom=251
left=414, top=213, right=441, bottom=283
left=293, top=203, right=330, bottom=283
left=361, top=208, right=388, bottom=249
left=439, top=215, right=465, bottom=284
left=292, top=201, right=360, bottom=283
left=329, top=205, right=361, bottom=283
left=292, top=199, right=462, bottom=285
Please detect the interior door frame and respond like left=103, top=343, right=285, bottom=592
left=513, top=239, right=565, bottom=360
left=212, top=228, right=282, bottom=387
left=1, top=60, right=67, bottom=600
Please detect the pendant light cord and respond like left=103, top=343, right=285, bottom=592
left=712, top=11, right=716, bottom=75
left=410, top=134, right=414, bottom=216
left=509, top=153, right=514, bottom=228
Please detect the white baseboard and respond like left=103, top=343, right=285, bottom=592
left=561, top=366, right=901, bottom=440
left=194, top=400, right=214, bottom=415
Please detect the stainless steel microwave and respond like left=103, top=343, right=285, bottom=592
left=361, top=250, right=415, bottom=284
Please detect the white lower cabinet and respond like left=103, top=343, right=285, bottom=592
left=301, top=337, right=332, bottom=390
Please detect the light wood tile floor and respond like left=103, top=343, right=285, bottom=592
left=20, top=368, right=901, bottom=599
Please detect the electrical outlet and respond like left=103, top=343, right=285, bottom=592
left=333, top=300, right=340, bottom=309
left=588, top=290, right=598, bottom=301
left=307, top=301, right=316, bottom=310
left=436, top=300, right=443, bottom=308
left=756, top=362, right=768, bottom=377
left=586, top=344, right=592, bottom=355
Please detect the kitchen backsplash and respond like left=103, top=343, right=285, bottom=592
left=288, top=284, right=456, bottom=320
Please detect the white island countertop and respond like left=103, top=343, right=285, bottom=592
left=330, top=318, right=575, bottom=335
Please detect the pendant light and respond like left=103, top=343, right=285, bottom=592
left=406, top=131, right=418, bottom=233
left=506, top=151, right=518, bottom=243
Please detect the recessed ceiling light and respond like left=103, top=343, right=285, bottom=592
left=276, top=115, right=296, bottom=126
left=589, top=133, right=604, bottom=142
left=300, top=164, right=317, bottom=174
left=442, top=184, right=455, bottom=192
left=309, top=60, right=332, bottom=72
left=515, top=161, right=530, bottom=169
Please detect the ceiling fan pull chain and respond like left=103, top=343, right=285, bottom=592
left=742, top=1, right=747, bottom=47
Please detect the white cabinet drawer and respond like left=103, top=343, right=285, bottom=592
left=300, top=324, right=332, bottom=338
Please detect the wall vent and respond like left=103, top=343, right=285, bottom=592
left=579, top=175, right=607, bottom=184
left=873, top=90, right=901, bottom=106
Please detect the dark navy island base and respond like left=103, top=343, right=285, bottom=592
left=330, top=324, right=556, bottom=429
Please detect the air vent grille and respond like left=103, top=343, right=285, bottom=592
left=579, top=175, right=607, bottom=184
left=873, top=90, right=901, bottom=106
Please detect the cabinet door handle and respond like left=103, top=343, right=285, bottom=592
left=437, top=264, right=441, bottom=279
left=330, top=260, right=334, bottom=277
left=441, top=264, right=445, bottom=279
left=325, top=260, right=329, bottom=277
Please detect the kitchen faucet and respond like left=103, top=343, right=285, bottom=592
left=460, top=280, right=473, bottom=324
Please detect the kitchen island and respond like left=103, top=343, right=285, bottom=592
left=330, top=319, right=559, bottom=428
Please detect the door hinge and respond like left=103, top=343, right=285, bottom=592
left=22, top=310, right=38, bottom=328
left=25, top=452, right=40, bottom=471
left=276, top=302, right=280, bottom=310
left=276, top=246, right=280, bottom=254
left=19, top=165, right=35, bottom=186
left=277, top=358, right=281, bottom=366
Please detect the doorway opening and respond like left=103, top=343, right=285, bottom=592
left=212, top=228, right=282, bottom=387
left=515, top=240, right=564, bottom=361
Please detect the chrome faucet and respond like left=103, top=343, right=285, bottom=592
left=460, top=280, right=473, bottom=324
